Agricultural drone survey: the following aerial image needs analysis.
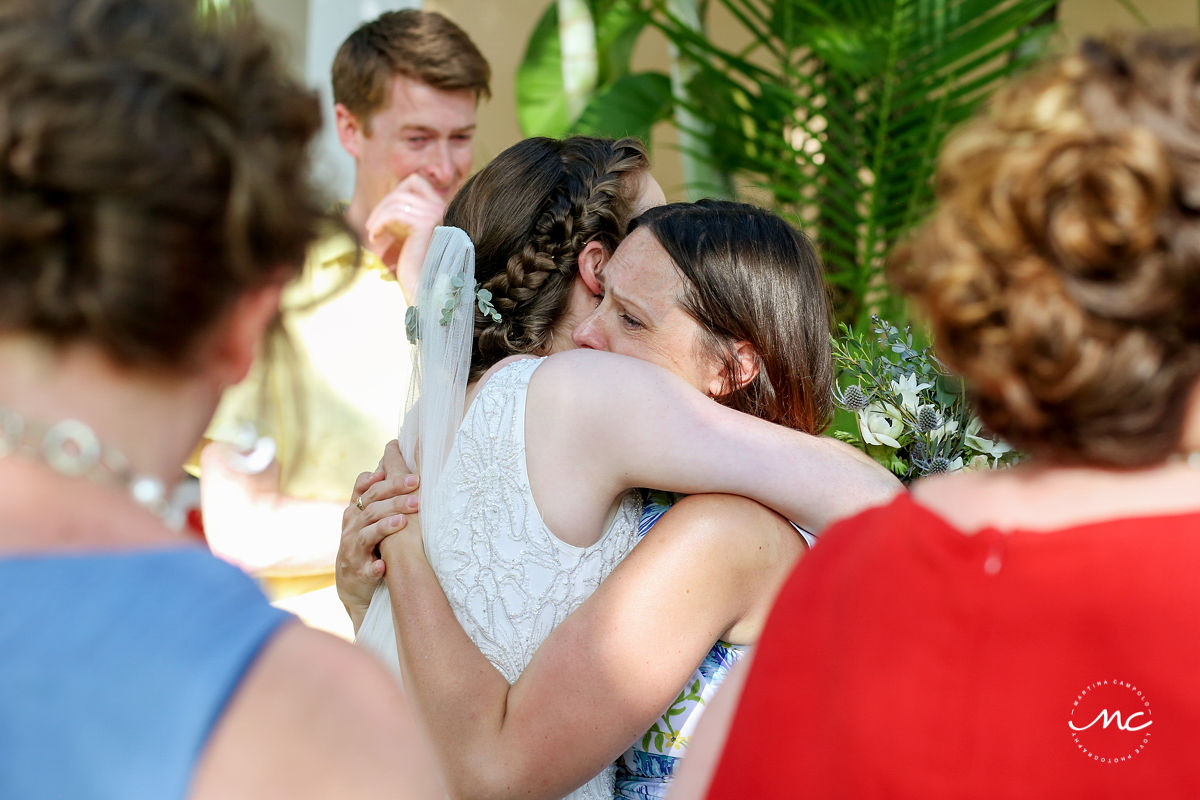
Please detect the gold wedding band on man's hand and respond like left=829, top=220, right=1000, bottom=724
left=355, top=495, right=365, bottom=511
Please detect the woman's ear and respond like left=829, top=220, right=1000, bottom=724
left=577, top=240, right=609, bottom=295
left=707, top=340, right=761, bottom=398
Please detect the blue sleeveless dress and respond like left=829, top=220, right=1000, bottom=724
left=0, top=547, right=291, bottom=800
left=613, top=492, right=750, bottom=800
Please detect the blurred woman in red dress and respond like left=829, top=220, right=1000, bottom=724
left=675, top=29, right=1200, bottom=799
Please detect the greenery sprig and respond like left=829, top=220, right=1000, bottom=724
left=406, top=273, right=503, bottom=346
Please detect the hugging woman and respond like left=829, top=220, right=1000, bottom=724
left=0, top=1, right=440, bottom=798
left=338, top=138, right=899, bottom=797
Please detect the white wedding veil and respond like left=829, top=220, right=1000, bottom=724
left=355, top=226, right=476, bottom=675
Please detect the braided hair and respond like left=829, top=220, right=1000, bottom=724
left=444, top=136, right=649, bottom=380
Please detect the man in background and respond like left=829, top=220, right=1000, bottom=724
left=198, top=9, right=490, bottom=638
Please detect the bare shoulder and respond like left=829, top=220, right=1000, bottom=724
left=667, top=493, right=797, bottom=540
left=650, top=494, right=804, bottom=574
left=651, top=495, right=805, bottom=645
left=191, top=621, right=442, bottom=800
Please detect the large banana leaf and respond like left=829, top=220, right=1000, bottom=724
left=517, top=0, right=664, bottom=139
left=651, top=0, right=1057, bottom=329
left=574, top=72, right=675, bottom=144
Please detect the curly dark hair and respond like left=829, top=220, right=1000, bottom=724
left=444, top=136, right=649, bottom=381
left=0, top=0, right=323, bottom=372
left=890, top=30, right=1200, bottom=466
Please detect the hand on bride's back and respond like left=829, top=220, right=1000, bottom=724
left=335, top=440, right=421, bottom=629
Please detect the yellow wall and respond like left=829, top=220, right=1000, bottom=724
left=429, top=0, right=1195, bottom=201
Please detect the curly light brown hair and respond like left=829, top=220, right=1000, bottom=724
left=444, top=136, right=650, bottom=381
left=891, top=30, right=1200, bottom=467
left=0, top=0, right=323, bottom=373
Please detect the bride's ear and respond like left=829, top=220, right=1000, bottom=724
left=577, top=240, right=609, bottom=295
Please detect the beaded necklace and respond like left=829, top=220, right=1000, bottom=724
left=0, top=408, right=169, bottom=521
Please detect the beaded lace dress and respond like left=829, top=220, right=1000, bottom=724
left=357, top=356, right=643, bottom=800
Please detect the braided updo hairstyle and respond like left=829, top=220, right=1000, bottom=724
left=444, top=136, right=649, bottom=380
left=891, top=30, right=1200, bottom=467
left=0, top=0, right=323, bottom=372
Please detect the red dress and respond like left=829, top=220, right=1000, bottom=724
left=706, top=493, right=1200, bottom=798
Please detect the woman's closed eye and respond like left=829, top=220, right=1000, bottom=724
left=618, top=312, right=644, bottom=330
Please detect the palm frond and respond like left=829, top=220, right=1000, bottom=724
left=650, top=0, right=1058, bottom=329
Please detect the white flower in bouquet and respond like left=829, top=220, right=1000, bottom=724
left=891, top=373, right=932, bottom=415
left=857, top=403, right=904, bottom=449
left=964, top=417, right=1013, bottom=461
left=966, top=454, right=993, bottom=471
left=929, top=418, right=959, bottom=442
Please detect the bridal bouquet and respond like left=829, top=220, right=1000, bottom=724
left=831, top=316, right=1016, bottom=482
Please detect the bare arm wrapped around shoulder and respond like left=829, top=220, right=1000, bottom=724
left=381, top=493, right=801, bottom=800
left=526, top=349, right=900, bottom=536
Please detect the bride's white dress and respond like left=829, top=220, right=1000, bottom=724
left=358, top=356, right=643, bottom=800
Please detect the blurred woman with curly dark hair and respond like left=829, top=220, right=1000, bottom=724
left=675, top=30, right=1200, bottom=798
left=0, top=1, right=441, bottom=797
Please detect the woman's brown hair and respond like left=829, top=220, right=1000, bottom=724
left=0, top=0, right=323, bottom=372
left=444, top=136, right=649, bottom=381
left=633, top=200, right=834, bottom=434
left=891, top=30, right=1200, bottom=466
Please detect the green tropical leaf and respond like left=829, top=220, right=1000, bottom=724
left=517, top=3, right=571, bottom=137
left=649, top=0, right=1057, bottom=330
left=572, top=71, right=673, bottom=143
left=518, top=0, right=658, bottom=139
left=595, top=0, right=650, bottom=81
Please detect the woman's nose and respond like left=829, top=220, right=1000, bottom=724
left=572, top=309, right=604, bottom=350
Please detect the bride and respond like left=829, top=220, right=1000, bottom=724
left=340, top=139, right=899, bottom=798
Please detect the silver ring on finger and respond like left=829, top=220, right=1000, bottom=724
left=402, top=204, right=412, bottom=214
left=355, top=495, right=365, bottom=511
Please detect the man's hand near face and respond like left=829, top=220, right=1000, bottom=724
left=365, top=172, right=446, bottom=305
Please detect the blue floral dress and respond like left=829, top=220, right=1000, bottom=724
left=613, top=491, right=750, bottom=800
